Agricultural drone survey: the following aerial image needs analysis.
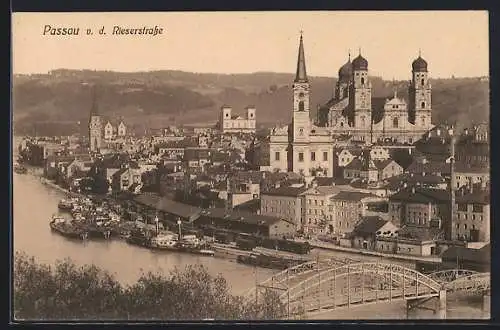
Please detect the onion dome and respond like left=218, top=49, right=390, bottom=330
left=338, top=59, right=353, bottom=82
left=412, top=56, right=428, bottom=72
left=352, top=54, right=368, bottom=71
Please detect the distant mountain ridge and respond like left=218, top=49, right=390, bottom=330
left=12, top=69, right=489, bottom=136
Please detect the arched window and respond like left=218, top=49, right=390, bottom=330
left=421, top=117, right=425, bottom=126
left=421, top=78, right=425, bottom=86
left=361, top=116, right=365, bottom=126
left=340, top=122, right=344, bottom=127
left=421, top=101, right=426, bottom=108
left=361, top=77, right=365, bottom=85
left=298, top=101, right=305, bottom=111
left=393, top=117, right=399, bottom=128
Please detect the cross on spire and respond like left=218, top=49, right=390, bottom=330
left=358, top=47, right=361, bottom=55
left=348, top=49, right=351, bottom=61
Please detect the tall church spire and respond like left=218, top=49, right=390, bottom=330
left=294, top=32, right=308, bottom=83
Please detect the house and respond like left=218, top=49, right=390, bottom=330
left=132, top=193, right=202, bottom=223
left=454, top=161, right=489, bottom=190
left=375, top=159, right=403, bottom=180
left=260, top=185, right=307, bottom=231
left=302, top=185, right=342, bottom=235
left=66, top=156, right=93, bottom=180
left=370, top=146, right=390, bottom=160
left=440, top=244, right=490, bottom=272
left=195, top=208, right=295, bottom=239
left=111, top=167, right=142, bottom=193
left=375, top=225, right=443, bottom=256
left=454, top=188, right=490, bottom=242
left=183, top=148, right=211, bottom=170
left=388, top=187, right=451, bottom=238
left=330, top=191, right=384, bottom=237
left=349, top=216, right=398, bottom=250
left=118, top=121, right=127, bottom=137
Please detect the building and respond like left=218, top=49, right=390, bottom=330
left=111, top=166, right=142, bottom=193
left=453, top=189, right=490, bottom=242
left=317, top=50, right=434, bottom=144
left=330, top=191, right=384, bottom=236
left=268, top=34, right=335, bottom=177
left=349, top=216, right=398, bottom=250
left=219, top=105, right=256, bottom=134
left=88, top=88, right=102, bottom=153
left=195, top=208, right=295, bottom=239
left=302, top=185, right=342, bottom=235
left=104, top=119, right=127, bottom=140
left=260, top=185, right=307, bottom=231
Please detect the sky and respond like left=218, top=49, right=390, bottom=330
left=12, top=11, right=489, bottom=79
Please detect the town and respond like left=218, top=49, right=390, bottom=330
left=14, top=33, right=490, bottom=319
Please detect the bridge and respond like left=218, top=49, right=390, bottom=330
left=245, top=261, right=490, bottom=319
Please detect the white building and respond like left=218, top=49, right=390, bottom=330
left=219, top=105, right=256, bottom=134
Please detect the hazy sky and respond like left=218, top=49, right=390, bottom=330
left=12, top=11, right=489, bottom=79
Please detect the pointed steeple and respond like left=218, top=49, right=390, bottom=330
left=294, top=32, right=308, bottom=83
left=90, top=85, right=99, bottom=117
left=393, top=78, right=398, bottom=99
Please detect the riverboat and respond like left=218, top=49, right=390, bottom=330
left=49, top=215, right=88, bottom=240
left=150, top=234, right=179, bottom=250
left=126, top=229, right=152, bottom=247
left=58, top=199, right=74, bottom=211
left=236, top=253, right=300, bottom=270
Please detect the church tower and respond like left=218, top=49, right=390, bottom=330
left=89, top=86, right=102, bottom=153
left=292, top=32, right=311, bottom=143
left=408, top=51, right=432, bottom=129
left=349, top=50, right=372, bottom=130
left=335, top=51, right=353, bottom=100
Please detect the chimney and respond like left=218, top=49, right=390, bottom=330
left=408, top=148, right=412, bottom=155
left=437, top=129, right=441, bottom=137
left=411, top=187, right=416, bottom=194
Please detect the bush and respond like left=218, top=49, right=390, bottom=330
left=13, top=251, right=286, bottom=320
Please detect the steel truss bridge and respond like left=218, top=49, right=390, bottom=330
left=244, top=260, right=490, bottom=318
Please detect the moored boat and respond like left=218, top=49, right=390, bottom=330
left=14, top=164, right=27, bottom=174
left=58, top=199, right=74, bottom=211
left=150, top=233, right=179, bottom=250
left=49, top=215, right=87, bottom=240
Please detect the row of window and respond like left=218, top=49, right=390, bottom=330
left=295, top=151, right=329, bottom=162
left=457, top=213, right=483, bottom=221
left=455, top=223, right=478, bottom=230
left=308, top=199, right=325, bottom=206
left=457, top=204, right=484, bottom=212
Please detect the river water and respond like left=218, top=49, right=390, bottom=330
left=12, top=145, right=487, bottom=320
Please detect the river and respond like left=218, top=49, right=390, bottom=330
left=12, top=144, right=487, bottom=320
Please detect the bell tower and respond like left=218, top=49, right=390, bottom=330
left=89, top=86, right=102, bottom=153
left=408, top=50, right=432, bottom=128
left=292, top=31, right=311, bottom=143
left=350, top=49, right=372, bottom=129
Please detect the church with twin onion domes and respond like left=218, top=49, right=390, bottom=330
left=268, top=33, right=434, bottom=177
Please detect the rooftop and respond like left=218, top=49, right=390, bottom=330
left=331, top=191, right=379, bottom=202
left=133, top=193, right=202, bottom=220
left=262, top=185, right=307, bottom=197
left=199, top=207, right=288, bottom=226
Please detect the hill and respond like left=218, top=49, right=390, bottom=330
left=12, top=69, right=489, bottom=136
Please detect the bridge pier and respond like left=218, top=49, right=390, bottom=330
left=406, top=290, right=446, bottom=319
left=436, top=290, right=447, bottom=319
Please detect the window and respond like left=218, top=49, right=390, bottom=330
left=323, top=152, right=328, bottom=161
left=275, top=152, right=280, bottom=161
left=457, top=203, right=467, bottom=212
left=421, top=79, right=425, bottom=86
left=311, top=152, right=316, bottom=161
left=298, top=101, right=305, bottom=111
left=361, top=77, right=365, bottom=85
left=473, top=204, right=483, bottom=213
left=298, top=153, right=304, bottom=162
left=421, top=101, right=426, bottom=108
left=393, top=117, right=399, bottom=128
left=464, top=224, right=467, bottom=230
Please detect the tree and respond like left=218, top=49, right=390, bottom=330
left=13, top=251, right=286, bottom=321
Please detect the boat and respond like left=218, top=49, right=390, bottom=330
left=176, top=240, right=215, bottom=257
left=126, top=228, right=152, bottom=247
left=49, top=215, right=87, bottom=240
left=58, top=199, right=74, bottom=211
left=150, top=234, right=179, bottom=250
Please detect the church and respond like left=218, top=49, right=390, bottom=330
left=317, top=48, right=434, bottom=144
left=268, top=33, right=336, bottom=177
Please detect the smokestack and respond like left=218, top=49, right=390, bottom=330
left=225, top=177, right=231, bottom=213
left=450, top=136, right=456, bottom=237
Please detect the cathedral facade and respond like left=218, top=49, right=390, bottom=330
left=317, top=50, right=434, bottom=144
left=269, top=34, right=335, bottom=177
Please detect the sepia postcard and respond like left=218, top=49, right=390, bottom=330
left=11, top=11, right=490, bottom=322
